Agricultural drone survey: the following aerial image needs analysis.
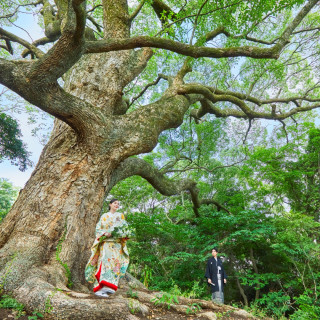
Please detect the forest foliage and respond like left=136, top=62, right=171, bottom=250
left=109, top=116, right=320, bottom=320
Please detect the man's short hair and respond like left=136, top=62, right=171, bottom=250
left=212, top=247, right=219, bottom=252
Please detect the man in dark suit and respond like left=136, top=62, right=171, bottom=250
left=205, top=247, right=227, bottom=304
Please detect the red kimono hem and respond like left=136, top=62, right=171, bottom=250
left=93, top=281, right=118, bottom=292
left=93, top=262, right=118, bottom=292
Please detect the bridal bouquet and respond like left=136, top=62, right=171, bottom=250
left=111, top=223, right=135, bottom=239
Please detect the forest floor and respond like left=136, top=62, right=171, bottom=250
left=0, top=275, right=261, bottom=320
left=0, top=292, right=258, bottom=320
left=0, top=304, right=253, bottom=320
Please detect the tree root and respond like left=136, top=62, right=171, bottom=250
left=2, top=267, right=258, bottom=320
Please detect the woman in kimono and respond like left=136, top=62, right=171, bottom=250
left=85, top=199, right=131, bottom=297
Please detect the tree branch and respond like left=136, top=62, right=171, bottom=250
left=21, top=34, right=61, bottom=58
left=243, top=119, right=252, bottom=144
left=0, top=28, right=44, bottom=58
left=0, top=58, right=20, bottom=84
left=85, top=35, right=281, bottom=59
left=109, top=157, right=230, bottom=216
left=86, top=0, right=318, bottom=59
left=129, top=0, right=146, bottom=23
left=250, top=248, right=261, bottom=301
left=130, top=74, right=166, bottom=106
left=0, top=0, right=42, bottom=19
left=189, top=0, right=209, bottom=45
left=236, top=276, right=249, bottom=307
left=163, top=158, right=246, bottom=175
left=275, top=0, right=319, bottom=50
left=26, top=0, right=86, bottom=82
left=150, top=0, right=178, bottom=27
left=86, top=4, right=102, bottom=14
left=180, top=84, right=320, bottom=120
left=154, top=1, right=242, bottom=37
left=87, top=15, right=102, bottom=33
left=279, top=119, right=289, bottom=144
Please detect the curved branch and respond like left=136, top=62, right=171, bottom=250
left=87, top=15, right=102, bottom=33
left=129, top=0, right=146, bottom=22
left=181, top=85, right=320, bottom=120
left=129, top=74, right=166, bottom=106
left=26, top=0, right=86, bottom=82
left=22, top=34, right=61, bottom=58
left=0, top=28, right=44, bottom=58
left=189, top=0, right=209, bottom=45
left=86, top=4, right=102, bottom=14
left=0, top=0, right=42, bottom=19
left=85, top=35, right=281, bottom=59
left=243, top=119, right=252, bottom=144
left=86, top=0, right=317, bottom=59
left=205, top=85, right=320, bottom=106
left=109, top=157, right=231, bottom=216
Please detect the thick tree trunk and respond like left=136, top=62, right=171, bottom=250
left=0, top=44, right=140, bottom=318
left=0, top=121, right=112, bottom=283
left=0, top=124, right=124, bottom=318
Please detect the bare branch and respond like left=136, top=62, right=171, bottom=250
left=0, top=0, right=42, bottom=19
left=85, top=35, right=281, bottom=59
left=274, top=0, right=319, bottom=51
left=243, top=119, right=252, bottom=144
left=162, top=156, right=246, bottom=175
left=189, top=0, right=209, bottom=45
left=0, top=44, right=11, bottom=53
left=279, top=119, right=289, bottom=144
left=130, top=74, right=166, bottom=106
left=181, top=84, right=320, bottom=120
left=200, top=199, right=231, bottom=214
left=86, top=4, right=102, bottom=14
left=129, top=0, right=146, bottom=22
left=22, top=34, right=61, bottom=58
left=294, top=26, right=320, bottom=34
left=87, top=15, right=102, bottom=33
left=0, top=27, right=44, bottom=58
left=174, top=57, right=193, bottom=83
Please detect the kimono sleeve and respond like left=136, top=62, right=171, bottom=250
left=95, top=213, right=109, bottom=238
left=222, top=266, right=227, bottom=280
left=205, top=259, right=211, bottom=279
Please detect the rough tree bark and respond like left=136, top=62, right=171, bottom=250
left=0, top=0, right=319, bottom=318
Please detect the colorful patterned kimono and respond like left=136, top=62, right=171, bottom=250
left=85, top=211, right=130, bottom=292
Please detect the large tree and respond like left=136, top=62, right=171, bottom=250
left=0, top=0, right=320, bottom=318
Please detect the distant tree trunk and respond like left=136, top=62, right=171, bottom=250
left=236, top=277, right=249, bottom=307
left=250, top=248, right=261, bottom=301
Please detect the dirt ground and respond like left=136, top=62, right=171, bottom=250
left=0, top=308, right=29, bottom=320
left=0, top=302, right=250, bottom=320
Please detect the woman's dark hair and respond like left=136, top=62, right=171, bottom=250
left=108, top=198, right=118, bottom=210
